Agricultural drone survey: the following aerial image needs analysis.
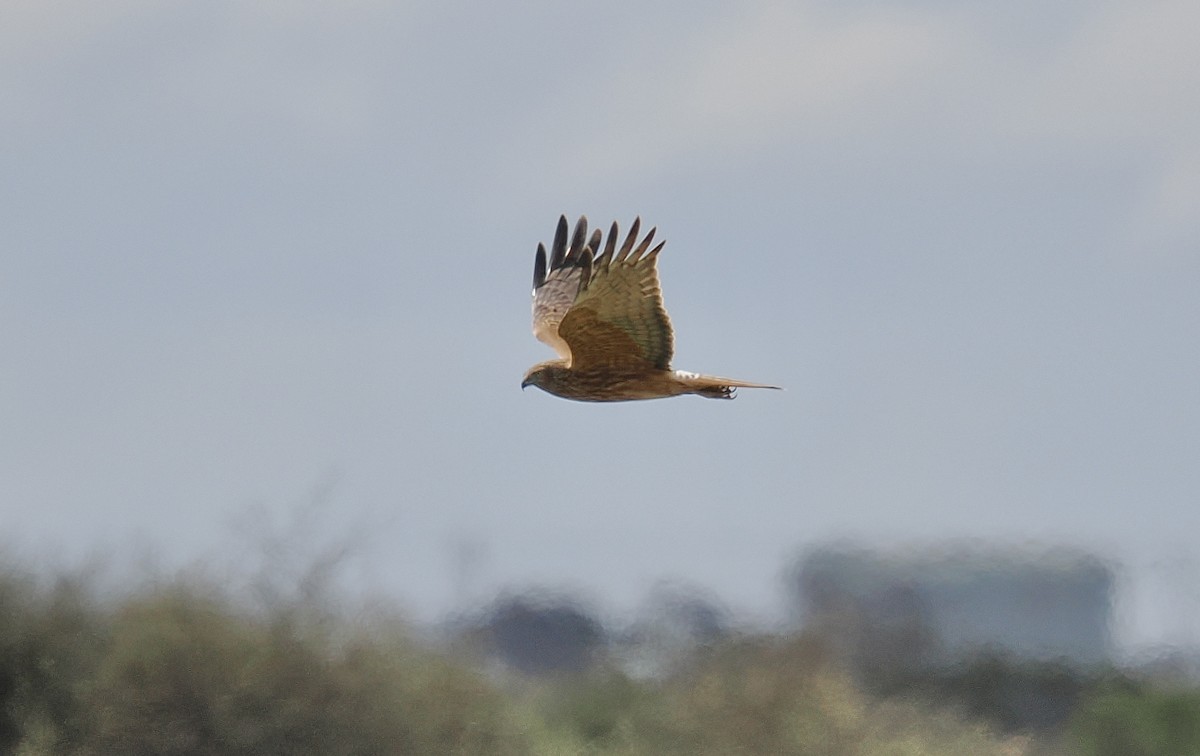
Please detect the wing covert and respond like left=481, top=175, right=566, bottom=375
left=559, top=217, right=672, bottom=371
left=531, top=215, right=674, bottom=370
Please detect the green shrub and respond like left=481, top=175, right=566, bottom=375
left=75, top=586, right=525, bottom=755
left=1066, top=682, right=1200, bottom=756
left=0, top=569, right=104, bottom=754
left=520, top=636, right=1031, bottom=755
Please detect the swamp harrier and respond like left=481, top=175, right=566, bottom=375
left=522, top=215, right=780, bottom=401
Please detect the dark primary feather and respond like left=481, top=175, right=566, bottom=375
left=565, top=216, right=589, bottom=265
left=550, top=215, right=568, bottom=269
left=535, top=215, right=599, bottom=291
left=629, top=225, right=657, bottom=262
left=615, top=217, right=641, bottom=263
left=576, top=246, right=593, bottom=297
left=533, top=243, right=547, bottom=289
left=596, top=221, right=618, bottom=273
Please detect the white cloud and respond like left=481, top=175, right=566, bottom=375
left=1010, top=0, right=1200, bottom=147
left=530, top=2, right=970, bottom=182
left=663, top=4, right=961, bottom=133
left=1009, top=0, right=1200, bottom=254
left=0, top=1, right=429, bottom=150
left=513, top=1, right=1199, bottom=254
left=1123, top=144, right=1200, bottom=254
left=0, top=0, right=155, bottom=62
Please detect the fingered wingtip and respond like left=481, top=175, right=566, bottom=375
left=550, top=216, right=569, bottom=269
left=533, top=243, right=547, bottom=289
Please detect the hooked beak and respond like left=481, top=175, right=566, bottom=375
left=521, top=379, right=530, bottom=391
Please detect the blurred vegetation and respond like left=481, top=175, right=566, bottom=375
left=1064, top=680, right=1200, bottom=756
left=0, top=557, right=1197, bottom=755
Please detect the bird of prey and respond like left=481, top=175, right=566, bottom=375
left=522, top=215, right=781, bottom=402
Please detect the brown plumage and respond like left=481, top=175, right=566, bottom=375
left=522, top=215, right=781, bottom=402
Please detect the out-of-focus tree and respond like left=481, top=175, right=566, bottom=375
left=470, top=591, right=605, bottom=675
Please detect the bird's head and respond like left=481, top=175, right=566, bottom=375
left=521, top=365, right=546, bottom=392
left=521, top=360, right=567, bottom=393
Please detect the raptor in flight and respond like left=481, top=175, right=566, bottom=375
left=522, top=215, right=780, bottom=401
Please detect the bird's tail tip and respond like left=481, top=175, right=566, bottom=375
left=676, top=371, right=783, bottom=400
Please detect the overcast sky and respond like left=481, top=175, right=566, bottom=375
left=2, top=1, right=1198, bottom=651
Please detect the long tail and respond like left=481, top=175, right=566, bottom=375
left=674, top=370, right=783, bottom=400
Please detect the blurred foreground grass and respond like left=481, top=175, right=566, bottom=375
left=0, top=561, right=1196, bottom=755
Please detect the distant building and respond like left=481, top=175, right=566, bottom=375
left=791, top=543, right=1115, bottom=667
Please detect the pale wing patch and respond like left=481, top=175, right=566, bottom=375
left=532, top=271, right=580, bottom=360
left=531, top=215, right=590, bottom=362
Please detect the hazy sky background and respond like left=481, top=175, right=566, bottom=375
left=3, top=1, right=1198, bottom=652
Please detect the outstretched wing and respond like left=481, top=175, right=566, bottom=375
left=532, top=215, right=599, bottom=360
left=531, top=215, right=673, bottom=370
